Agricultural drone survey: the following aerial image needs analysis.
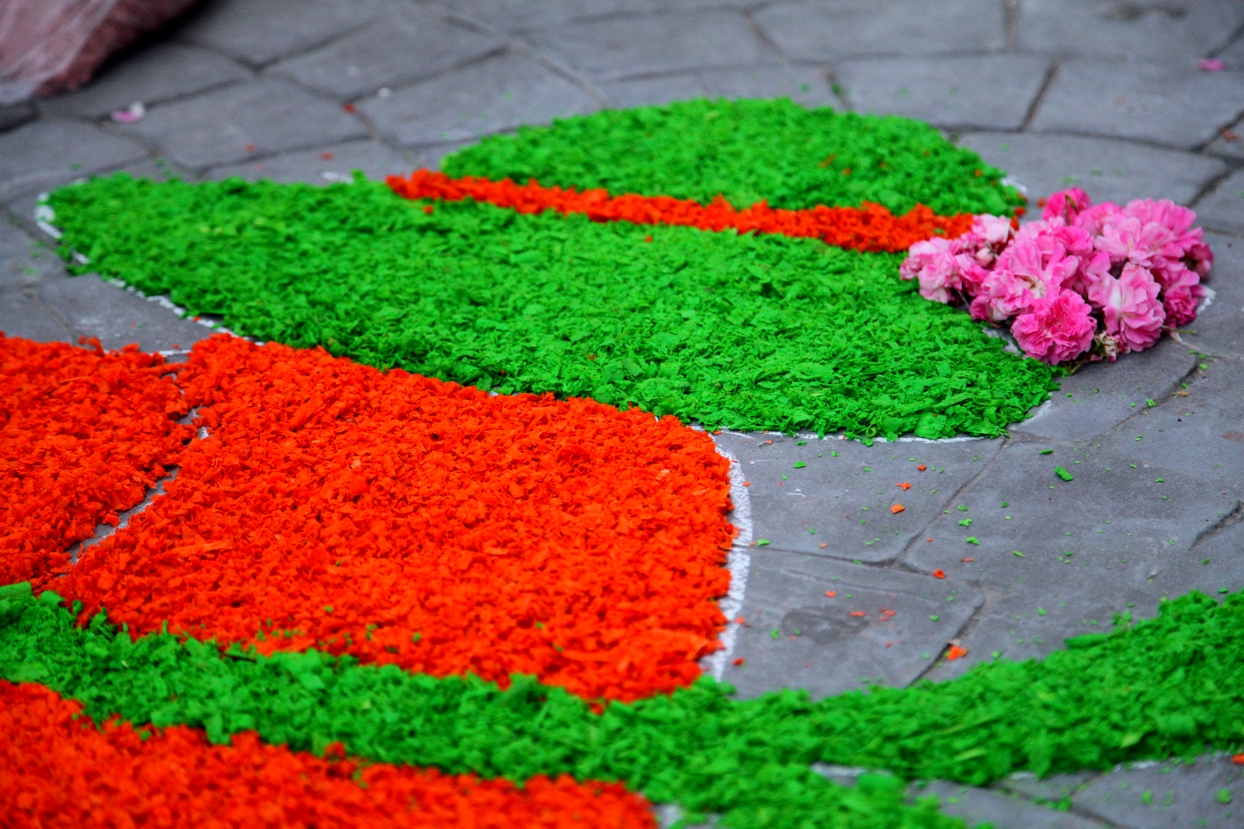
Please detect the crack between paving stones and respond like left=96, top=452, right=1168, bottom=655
left=1207, top=18, right=1244, bottom=60
left=1190, top=499, right=1244, bottom=550
left=243, top=19, right=380, bottom=72
left=1190, top=161, right=1244, bottom=207
left=1019, top=60, right=1058, bottom=132
left=1003, top=0, right=1019, bottom=52
left=332, top=43, right=509, bottom=107
left=744, top=10, right=789, bottom=62
left=64, top=405, right=203, bottom=565
left=1099, top=356, right=1207, bottom=437
left=437, top=11, right=607, bottom=107
left=890, top=442, right=1009, bottom=575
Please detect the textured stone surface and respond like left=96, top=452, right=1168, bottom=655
left=0, top=290, right=75, bottom=344
left=0, top=102, right=37, bottom=133
left=724, top=549, right=983, bottom=699
left=534, top=11, right=769, bottom=81
left=1194, top=167, right=1244, bottom=235
left=5, top=159, right=193, bottom=240
left=906, top=441, right=1239, bottom=677
left=604, top=66, right=837, bottom=109
left=205, top=140, right=411, bottom=185
left=1181, top=232, right=1244, bottom=358
left=269, top=8, right=502, bottom=100
left=714, top=431, right=1002, bottom=564
left=1010, top=338, right=1199, bottom=443
left=916, top=780, right=1109, bottom=828
left=0, top=220, right=66, bottom=291
left=359, top=52, right=598, bottom=146
left=1073, top=755, right=1244, bottom=829
left=180, top=0, right=383, bottom=66
left=837, top=56, right=1050, bottom=130
left=0, top=120, right=147, bottom=203
left=1031, top=59, right=1244, bottom=150
left=755, top=0, right=1005, bottom=61
left=957, top=132, right=1227, bottom=206
left=43, top=43, right=250, bottom=118
left=997, top=771, right=1100, bottom=803
left=117, top=78, right=365, bottom=169
left=1092, top=359, right=1244, bottom=494
left=1016, top=0, right=1244, bottom=59
left=36, top=276, right=212, bottom=354
left=450, top=0, right=658, bottom=32
left=1204, top=117, right=1244, bottom=161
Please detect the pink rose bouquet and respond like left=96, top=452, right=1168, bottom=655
left=900, top=188, right=1211, bottom=366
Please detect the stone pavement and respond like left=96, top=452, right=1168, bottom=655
left=1, top=1, right=1243, bottom=826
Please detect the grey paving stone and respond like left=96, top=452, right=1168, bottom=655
left=1218, top=29, right=1244, bottom=66
left=1181, top=232, right=1244, bottom=358
left=117, top=78, right=365, bottom=169
left=0, top=102, right=36, bottom=133
left=754, top=0, right=1005, bottom=61
left=724, top=549, right=983, bottom=699
left=1031, top=59, right=1244, bottom=150
left=1093, top=360, right=1244, bottom=494
left=5, top=158, right=193, bottom=240
left=1073, top=755, right=1244, bottom=829
left=268, top=7, right=502, bottom=100
left=602, top=75, right=708, bottom=109
left=997, top=771, right=1100, bottom=803
left=957, top=132, right=1227, bottom=207
left=359, top=51, right=598, bottom=147
left=0, top=219, right=66, bottom=291
left=0, top=119, right=147, bottom=203
left=205, top=140, right=411, bottom=184
left=179, top=0, right=384, bottom=66
left=605, top=65, right=836, bottom=109
left=42, top=43, right=251, bottom=119
left=915, top=780, right=1109, bottom=829
left=533, top=11, right=769, bottom=81
left=904, top=441, right=1239, bottom=676
left=713, top=431, right=1003, bottom=564
left=1194, top=167, right=1244, bottom=235
left=0, top=291, right=75, bottom=344
left=449, top=0, right=658, bottom=32
left=1017, top=0, right=1244, bottom=60
left=36, top=276, right=212, bottom=354
left=1010, top=338, right=1199, bottom=443
left=1204, top=117, right=1244, bottom=161
left=836, top=56, right=1050, bottom=131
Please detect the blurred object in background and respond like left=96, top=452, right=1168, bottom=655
left=0, top=0, right=202, bottom=104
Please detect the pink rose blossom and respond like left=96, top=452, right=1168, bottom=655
left=1041, top=188, right=1091, bottom=225
left=1186, top=241, right=1213, bottom=277
left=1087, top=263, right=1166, bottom=354
left=1011, top=290, right=1097, bottom=365
left=1157, top=264, right=1204, bottom=327
left=1072, top=249, right=1113, bottom=302
left=900, top=237, right=961, bottom=303
left=1096, top=215, right=1172, bottom=269
left=1073, top=202, right=1124, bottom=236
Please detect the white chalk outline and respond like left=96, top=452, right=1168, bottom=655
left=701, top=438, right=752, bottom=681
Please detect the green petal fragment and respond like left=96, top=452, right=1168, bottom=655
left=1055, top=467, right=1074, bottom=482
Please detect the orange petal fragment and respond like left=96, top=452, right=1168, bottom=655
left=891, top=504, right=905, bottom=514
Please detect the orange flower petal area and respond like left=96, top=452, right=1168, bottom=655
left=386, top=169, right=976, bottom=254
left=0, top=334, right=191, bottom=585
left=48, top=335, right=735, bottom=702
left=2, top=681, right=656, bottom=828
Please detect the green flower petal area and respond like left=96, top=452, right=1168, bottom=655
left=5, top=584, right=1243, bottom=829
left=444, top=98, right=1022, bottom=216
left=50, top=175, right=1056, bottom=439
